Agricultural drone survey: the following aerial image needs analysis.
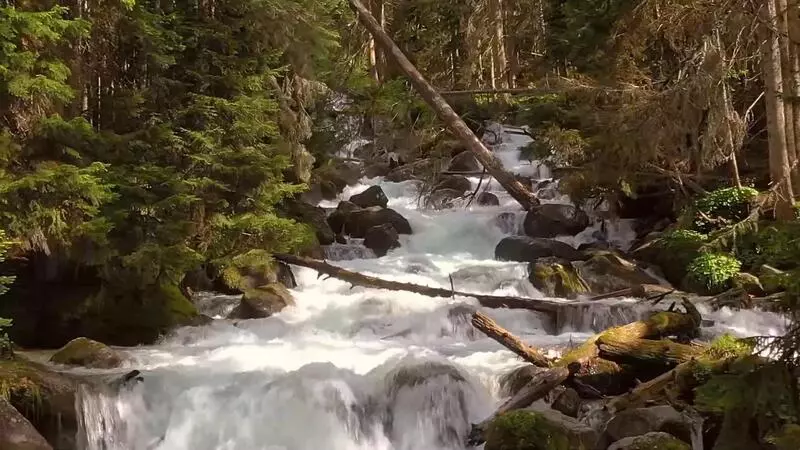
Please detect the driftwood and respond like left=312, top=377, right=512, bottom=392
left=275, top=254, right=562, bottom=315
left=471, top=312, right=551, bottom=368
left=346, top=0, right=539, bottom=211
left=467, top=366, right=571, bottom=446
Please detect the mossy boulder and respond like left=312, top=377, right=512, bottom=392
left=730, top=272, right=764, bottom=296
left=603, top=406, right=693, bottom=445
left=227, top=283, right=295, bottom=320
left=484, top=410, right=599, bottom=450
left=216, top=253, right=296, bottom=293
left=682, top=253, right=741, bottom=295
left=528, top=258, right=589, bottom=298
left=632, top=230, right=707, bottom=286
left=757, top=265, right=786, bottom=294
left=0, top=398, right=52, bottom=450
left=0, top=358, right=80, bottom=450
left=50, top=337, right=124, bottom=369
left=607, top=432, right=690, bottom=450
left=573, top=251, right=664, bottom=294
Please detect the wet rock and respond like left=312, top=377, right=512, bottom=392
left=552, top=387, right=581, bottom=418
left=364, top=162, right=391, bottom=178
left=281, top=198, right=335, bottom=245
left=523, top=204, right=590, bottom=238
left=439, top=139, right=468, bottom=157
left=215, top=258, right=297, bottom=293
left=50, top=337, right=124, bottom=369
left=428, top=188, right=463, bottom=210
left=318, top=180, right=339, bottom=200
left=731, top=272, right=765, bottom=296
left=433, top=175, right=472, bottom=194
left=758, top=264, right=786, bottom=294
left=364, top=224, right=401, bottom=257
left=386, top=159, right=433, bottom=182
left=492, top=212, right=519, bottom=234
left=227, top=284, right=295, bottom=320
left=573, top=251, right=664, bottom=294
left=498, top=365, right=547, bottom=398
left=477, top=192, right=500, bottom=206
left=515, top=175, right=534, bottom=190
left=327, top=201, right=362, bottom=234
left=604, top=406, right=694, bottom=445
left=448, top=152, right=481, bottom=172
left=536, top=180, right=560, bottom=200
left=344, top=207, right=412, bottom=238
left=495, top=236, right=588, bottom=263
left=484, top=409, right=600, bottom=450
left=528, top=258, right=589, bottom=299
left=0, top=398, right=53, bottom=450
left=446, top=305, right=477, bottom=339
left=0, top=358, right=81, bottom=450
left=608, top=432, right=690, bottom=450
left=349, top=185, right=389, bottom=209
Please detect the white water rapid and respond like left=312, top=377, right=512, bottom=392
left=73, top=124, right=788, bottom=450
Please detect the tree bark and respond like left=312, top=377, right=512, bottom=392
left=274, top=254, right=561, bottom=315
left=777, top=0, right=798, bottom=184
left=471, top=312, right=551, bottom=367
left=788, top=0, right=800, bottom=190
left=596, top=337, right=706, bottom=367
left=490, top=0, right=509, bottom=89
left=762, top=0, right=796, bottom=219
left=347, top=0, right=539, bottom=210
left=468, top=366, right=571, bottom=445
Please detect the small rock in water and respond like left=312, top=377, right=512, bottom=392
left=476, top=192, right=500, bottom=206
left=492, top=212, right=519, bottom=234
left=349, top=185, right=389, bottom=208
left=603, top=405, right=694, bottom=445
left=50, top=337, right=125, bottom=369
left=363, top=223, right=401, bottom=257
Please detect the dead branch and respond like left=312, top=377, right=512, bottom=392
left=471, top=312, right=551, bottom=367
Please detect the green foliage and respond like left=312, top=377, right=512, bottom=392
left=684, top=187, right=759, bottom=234
left=704, top=334, right=756, bottom=360
left=685, top=253, right=741, bottom=294
left=737, top=222, right=800, bottom=270
left=0, top=229, right=13, bottom=355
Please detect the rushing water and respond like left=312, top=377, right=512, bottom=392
left=74, top=125, right=788, bottom=450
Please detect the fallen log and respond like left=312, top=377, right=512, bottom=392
left=467, top=366, right=571, bottom=446
left=471, top=312, right=551, bottom=368
left=597, top=337, right=706, bottom=367
left=346, top=0, right=539, bottom=211
left=604, top=361, right=690, bottom=414
left=275, top=254, right=561, bottom=315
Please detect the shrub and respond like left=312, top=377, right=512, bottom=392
left=688, top=187, right=759, bottom=233
left=685, top=253, right=741, bottom=294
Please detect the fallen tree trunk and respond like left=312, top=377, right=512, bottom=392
left=597, top=337, right=706, bottom=367
left=604, top=361, right=690, bottom=414
left=467, top=366, right=571, bottom=446
left=275, top=254, right=561, bottom=315
left=347, top=0, right=539, bottom=211
left=471, top=312, right=551, bottom=367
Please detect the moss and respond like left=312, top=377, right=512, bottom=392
left=704, top=334, right=755, bottom=360
left=686, top=186, right=759, bottom=234
left=485, top=411, right=571, bottom=450
left=529, top=259, right=589, bottom=299
left=635, top=230, right=707, bottom=285
left=50, top=337, right=123, bottom=369
left=611, top=432, right=690, bottom=450
left=219, top=250, right=277, bottom=292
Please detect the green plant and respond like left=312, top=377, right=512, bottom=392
left=689, top=187, right=759, bottom=233
left=0, top=230, right=14, bottom=357
left=685, top=253, right=741, bottom=294
left=737, top=223, right=800, bottom=270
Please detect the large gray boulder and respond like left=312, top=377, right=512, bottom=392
left=495, top=236, right=587, bottom=263
left=573, top=251, right=664, bottom=294
left=523, top=204, right=590, bottom=238
left=344, top=207, right=412, bottom=238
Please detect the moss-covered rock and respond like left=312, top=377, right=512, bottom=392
left=227, top=283, right=295, bottom=320
left=757, top=264, right=787, bottom=294
left=528, top=258, right=589, bottom=298
left=730, top=272, right=764, bottom=296
left=50, top=337, right=124, bottom=369
left=0, top=358, right=80, bottom=450
left=573, top=251, right=664, bottom=294
left=607, top=432, right=690, bottom=450
left=484, top=410, right=599, bottom=450
left=0, top=398, right=52, bottom=450
left=632, top=229, right=706, bottom=286
left=603, top=406, right=693, bottom=445
left=216, top=251, right=296, bottom=293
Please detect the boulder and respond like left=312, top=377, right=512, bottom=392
left=528, top=258, right=589, bottom=299
left=448, top=152, right=481, bottom=172
left=282, top=199, right=335, bottom=245
left=523, top=204, right=590, bottom=238
left=344, top=207, right=413, bottom=238
left=0, top=398, right=53, bottom=450
left=498, top=365, right=547, bottom=398
left=536, top=180, right=560, bottom=200
left=484, top=409, right=600, bottom=450
left=492, top=212, right=519, bottom=234
left=758, top=264, right=786, bottom=294
left=50, top=337, right=124, bottom=369
left=428, top=188, right=463, bottom=210
left=573, top=251, right=664, bottom=294
left=386, top=159, right=433, bottom=182
left=0, top=359, right=81, bottom=450
left=364, top=224, right=401, bottom=257
left=495, top=236, right=588, bottom=263
left=327, top=201, right=362, bottom=234
left=731, top=272, right=765, bottom=296
left=477, top=192, right=500, bottom=206
left=216, top=257, right=297, bottom=293
left=227, top=284, right=295, bottom=320
left=608, top=432, right=690, bottom=450
left=364, top=162, right=391, bottom=178
left=604, top=406, right=694, bottom=445
left=349, top=185, right=389, bottom=209
left=433, top=175, right=472, bottom=194
left=552, top=387, right=581, bottom=418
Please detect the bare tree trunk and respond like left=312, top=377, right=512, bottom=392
left=787, top=0, right=800, bottom=190
left=347, top=0, right=539, bottom=210
left=762, top=0, right=796, bottom=219
left=778, top=0, right=798, bottom=184
left=504, top=0, right=519, bottom=87
left=471, top=312, right=551, bottom=367
left=489, top=0, right=509, bottom=89
left=367, top=0, right=380, bottom=83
